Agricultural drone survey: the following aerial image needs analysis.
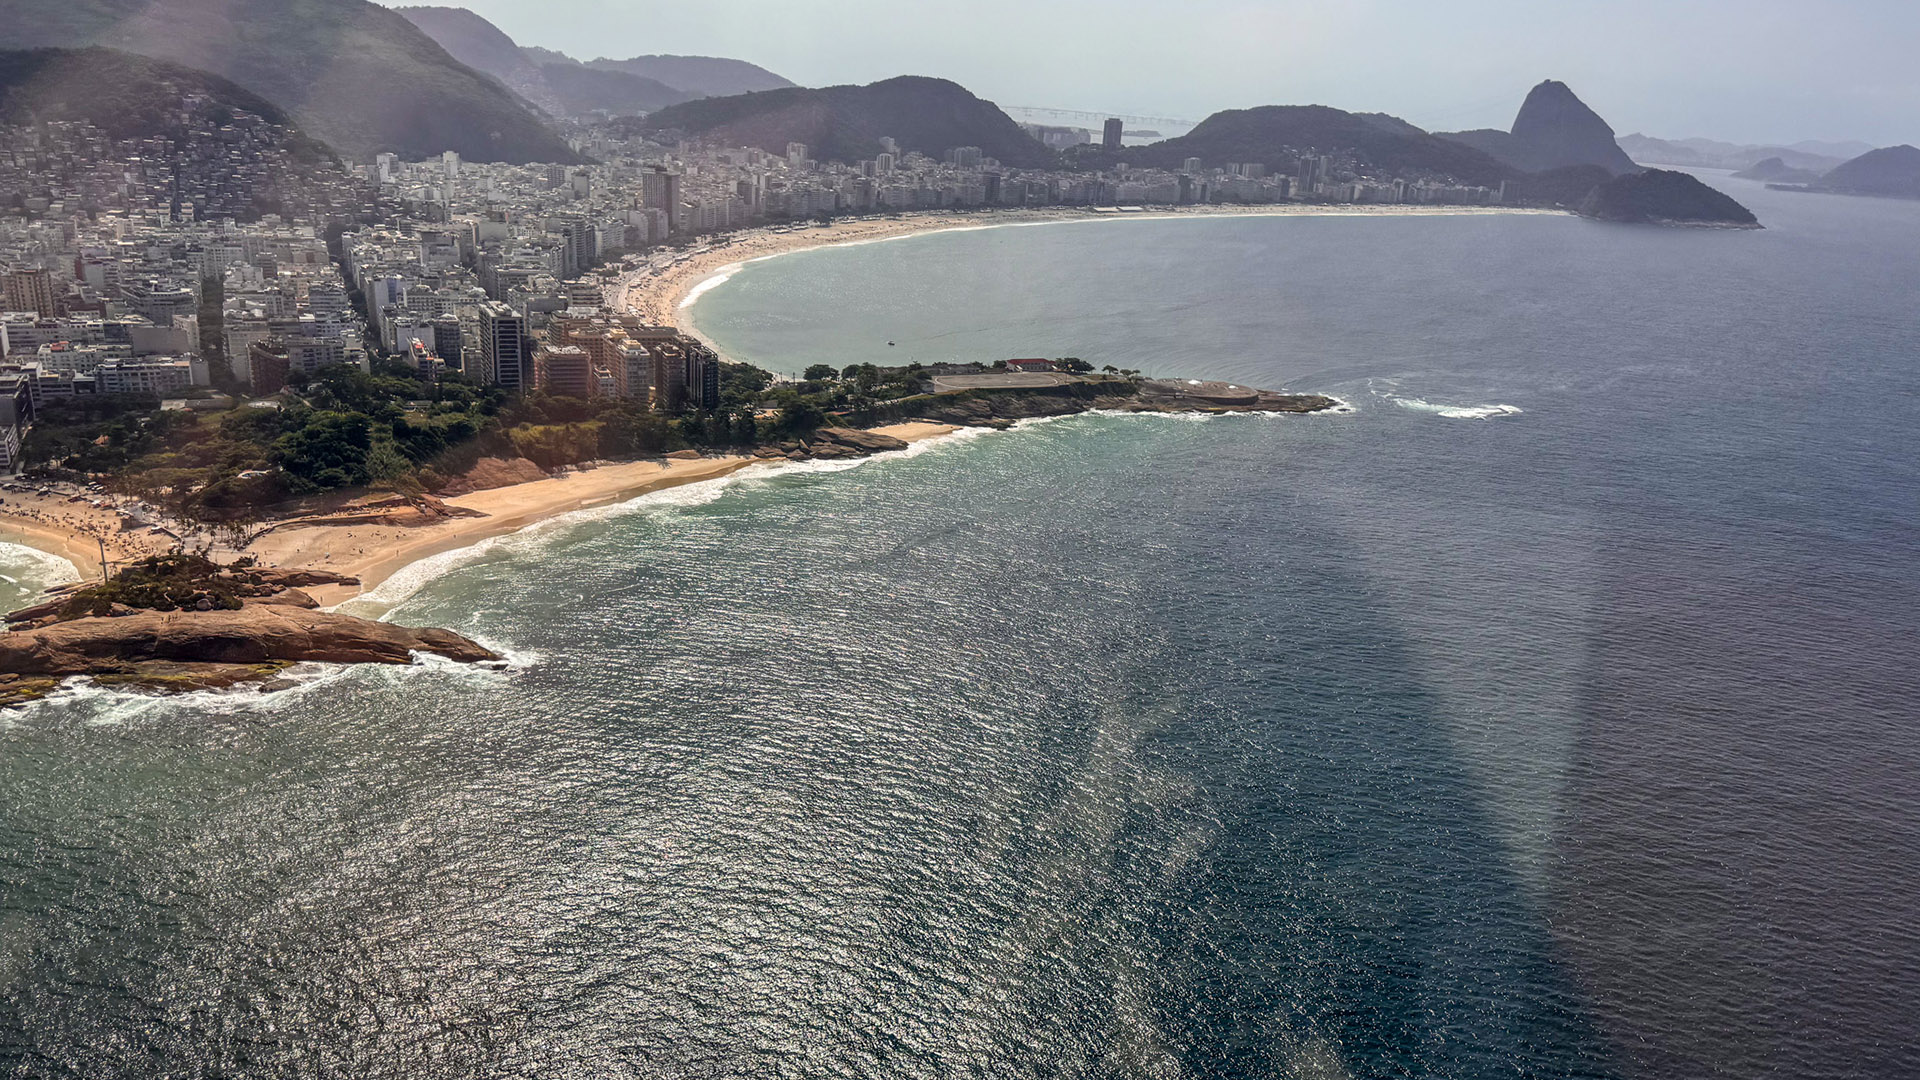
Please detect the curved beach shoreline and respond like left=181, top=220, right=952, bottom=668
left=244, top=422, right=959, bottom=610
left=1, top=206, right=1558, bottom=608
left=626, top=203, right=1567, bottom=341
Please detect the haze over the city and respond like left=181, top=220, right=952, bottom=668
left=435, top=0, right=1917, bottom=146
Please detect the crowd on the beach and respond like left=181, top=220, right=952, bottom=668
left=0, top=495, right=170, bottom=567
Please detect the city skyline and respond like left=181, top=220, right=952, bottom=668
left=426, top=0, right=1920, bottom=148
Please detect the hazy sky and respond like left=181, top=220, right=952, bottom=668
left=441, top=0, right=1918, bottom=146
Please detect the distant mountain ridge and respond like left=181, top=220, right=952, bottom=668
left=396, top=5, right=794, bottom=117
left=1617, top=133, right=1855, bottom=173
left=0, top=0, right=580, bottom=162
left=633, top=76, right=1055, bottom=168
left=1439, top=81, right=1638, bottom=174
left=393, top=5, right=562, bottom=114
left=1108, top=105, right=1516, bottom=186
left=587, top=56, right=796, bottom=99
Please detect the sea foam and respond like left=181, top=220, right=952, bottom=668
left=678, top=265, right=743, bottom=309
left=1391, top=397, right=1524, bottom=420
left=0, top=542, right=80, bottom=589
left=352, top=428, right=995, bottom=614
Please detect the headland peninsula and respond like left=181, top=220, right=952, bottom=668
left=3, top=357, right=1335, bottom=704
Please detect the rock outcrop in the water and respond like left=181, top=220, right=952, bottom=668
left=1578, top=169, right=1761, bottom=227
left=0, top=554, right=500, bottom=705
left=0, top=606, right=499, bottom=678
left=1439, top=80, right=1639, bottom=175
left=1812, top=145, right=1920, bottom=199
left=893, top=379, right=1335, bottom=428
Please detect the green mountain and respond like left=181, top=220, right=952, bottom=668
left=0, top=0, right=579, bottom=163
left=1100, top=105, right=1515, bottom=186
left=1578, top=169, right=1760, bottom=226
left=1815, top=145, right=1920, bottom=199
left=586, top=56, right=796, bottom=99
left=1439, top=81, right=1639, bottom=175
left=634, top=76, right=1055, bottom=168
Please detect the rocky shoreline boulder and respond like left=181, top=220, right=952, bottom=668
left=0, top=606, right=501, bottom=682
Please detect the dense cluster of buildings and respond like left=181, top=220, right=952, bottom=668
left=333, top=149, right=718, bottom=408
left=0, top=105, right=1515, bottom=471
left=0, top=100, right=368, bottom=225
left=561, top=125, right=1508, bottom=219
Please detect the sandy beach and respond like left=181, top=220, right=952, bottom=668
left=0, top=422, right=958, bottom=613
left=621, top=203, right=1567, bottom=339
left=244, top=422, right=958, bottom=609
left=0, top=490, right=177, bottom=586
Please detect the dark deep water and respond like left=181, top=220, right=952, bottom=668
left=3, top=174, right=1918, bottom=1078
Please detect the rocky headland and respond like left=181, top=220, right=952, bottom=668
left=1, top=556, right=500, bottom=707
left=868, top=376, right=1334, bottom=434
left=1578, top=169, right=1762, bottom=228
left=742, top=377, right=1335, bottom=462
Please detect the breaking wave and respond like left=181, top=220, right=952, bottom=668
left=1391, top=397, right=1524, bottom=420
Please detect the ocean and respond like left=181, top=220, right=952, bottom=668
left=3, top=175, right=1917, bottom=1078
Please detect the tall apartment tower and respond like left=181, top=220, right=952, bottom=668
left=640, top=167, right=683, bottom=237
left=3, top=269, right=57, bottom=318
left=430, top=315, right=463, bottom=371
left=477, top=302, right=529, bottom=391
left=649, top=341, right=688, bottom=412
left=685, top=341, right=720, bottom=410
left=1102, top=118, right=1124, bottom=152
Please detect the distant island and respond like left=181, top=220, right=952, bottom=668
left=1732, top=157, right=1824, bottom=184
left=1801, top=145, right=1920, bottom=199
